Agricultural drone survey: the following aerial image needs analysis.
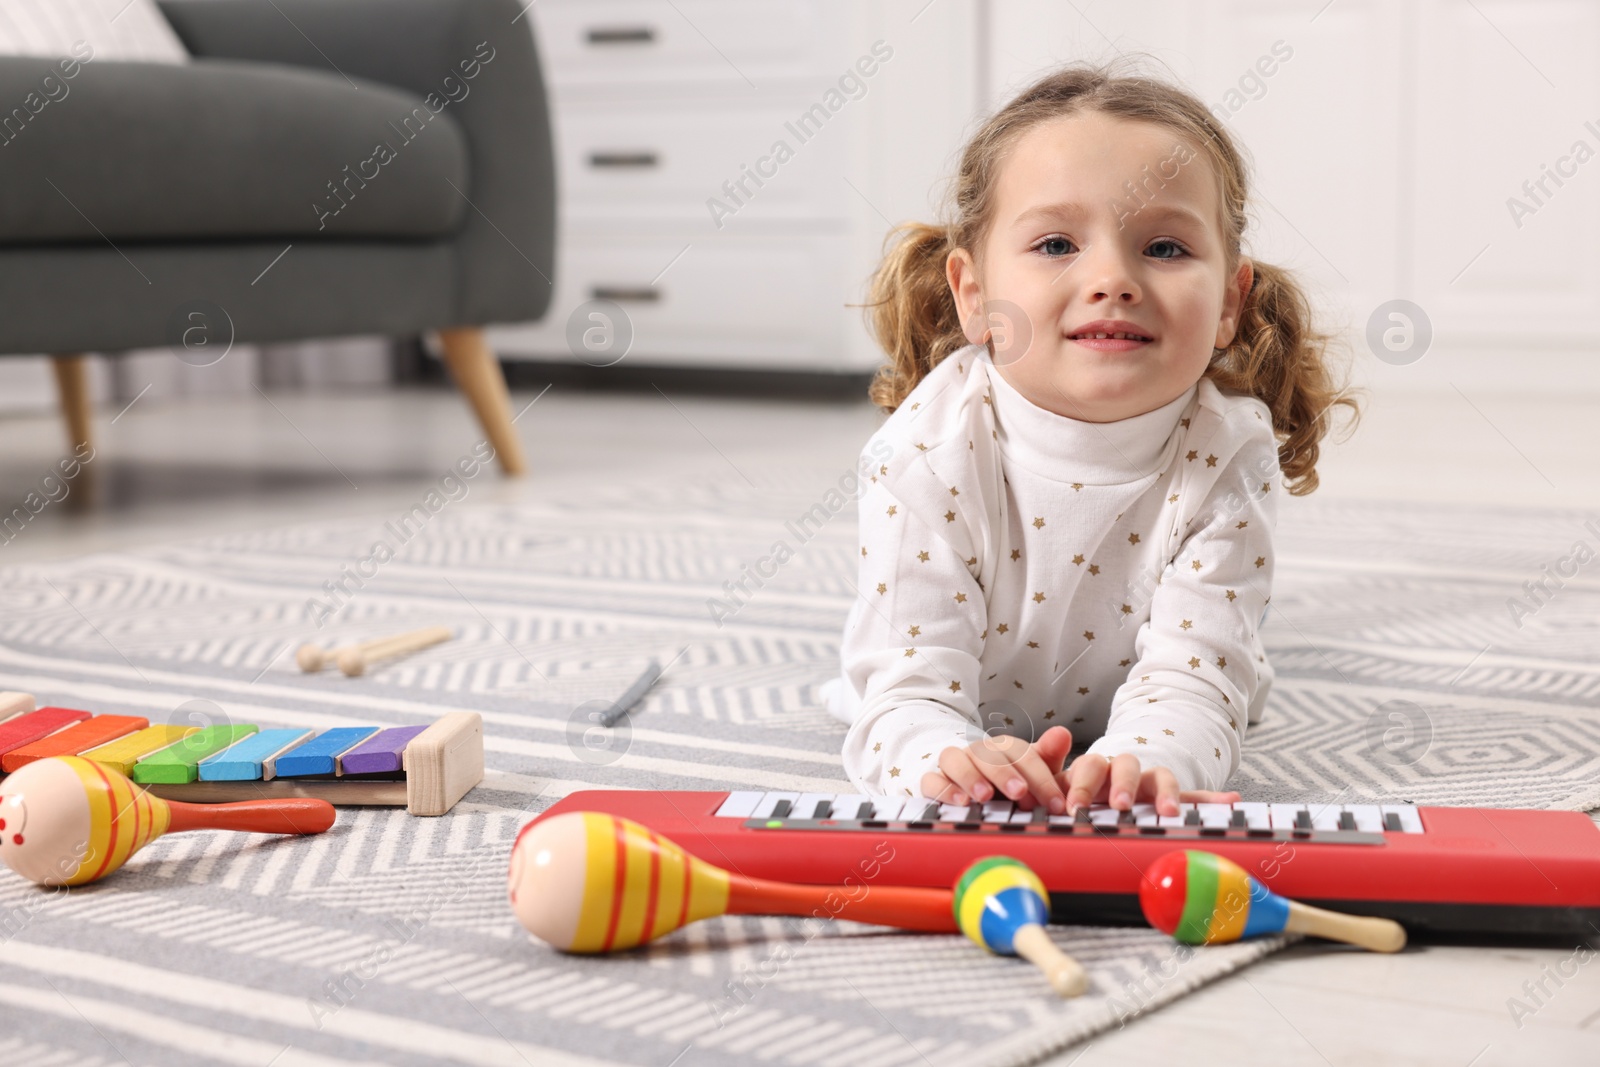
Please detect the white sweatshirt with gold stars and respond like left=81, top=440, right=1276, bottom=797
left=824, top=344, right=1280, bottom=797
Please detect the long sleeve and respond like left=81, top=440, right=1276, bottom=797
left=1087, top=425, right=1281, bottom=791
left=839, top=471, right=988, bottom=796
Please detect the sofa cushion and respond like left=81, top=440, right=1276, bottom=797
left=0, top=0, right=189, bottom=64
left=0, top=56, right=469, bottom=243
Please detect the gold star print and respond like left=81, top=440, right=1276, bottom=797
left=903, top=648, right=917, bottom=658
left=1169, top=493, right=1179, bottom=503
left=908, top=625, right=921, bottom=637
left=1033, top=517, right=1046, bottom=529
left=1088, top=564, right=1101, bottom=575
left=1044, top=709, right=1056, bottom=719
left=1070, top=483, right=1083, bottom=491
left=1262, top=481, right=1271, bottom=493
left=949, top=487, right=960, bottom=496
left=954, top=592, right=967, bottom=603
left=916, top=442, right=928, bottom=451
left=1147, top=698, right=1158, bottom=703
left=886, top=505, right=897, bottom=517
left=1014, top=681, right=1024, bottom=691
left=1191, top=559, right=1202, bottom=572
left=1120, top=658, right=1131, bottom=666
left=996, top=623, right=1009, bottom=634
left=1186, top=449, right=1199, bottom=461
left=1033, top=592, right=1046, bottom=603
left=877, top=582, right=888, bottom=595
left=1083, top=630, right=1095, bottom=641
left=949, top=681, right=961, bottom=693
left=920, top=753, right=931, bottom=761
left=966, top=556, right=977, bottom=566
left=1228, top=715, right=1237, bottom=729
left=918, top=550, right=930, bottom=562
left=1205, top=454, right=1218, bottom=467
left=1120, top=603, right=1133, bottom=615
left=1011, top=549, right=1022, bottom=561
left=969, top=441, right=974, bottom=451
left=1236, top=521, right=1249, bottom=529
left=1162, top=728, right=1175, bottom=736
left=1128, top=533, right=1141, bottom=545
left=910, top=402, right=920, bottom=410
left=945, top=510, right=956, bottom=523
left=1141, top=674, right=1150, bottom=682
left=861, top=546, right=867, bottom=557
left=987, top=672, right=996, bottom=679
left=1214, top=748, right=1222, bottom=759
left=873, top=742, right=882, bottom=752
left=889, top=766, right=901, bottom=778
left=1217, top=656, right=1228, bottom=668
left=1135, top=736, right=1148, bottom=745
left=1072, top=554, right=1085, bottom=565
left=1077, top=686, right=1089, bottom=695
left=1027, top=640, right=1039, bottom=648
left=1225, top=589, right=1237, bottom=602
left=1188, top=656, right=1202, bottom=669
left=980, top=630, right=988, bottom=640
left=1255, top=556, right=1267, bottom=568
left=1180, top=619, right=1193, bottom=630
left=879, top=464, right=888, bottom=475
left=1180, top=417, right=1191, bottom=429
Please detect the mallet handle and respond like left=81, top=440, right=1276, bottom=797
left=166, top=798, right=336, bottom=835
left=1284, top=900, right=1407, bottom=953
left=726, top=874, right=957, bottom=932
left=339, top=626, right=453, bottom=676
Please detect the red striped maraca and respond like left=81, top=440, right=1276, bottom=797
left=1140, top=850, right=1406, bottom=952
left=508, top=811, right=957, bottom=951
left=0, top=755, right=336, bottom=886
left=953, top=856, right=1088, bottom=996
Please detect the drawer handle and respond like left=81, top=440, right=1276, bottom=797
left=588, top=151, right=659, bottom=169
left=591, top=286, right=661, bottom=303
left=586, top=26, right=656, bottom=45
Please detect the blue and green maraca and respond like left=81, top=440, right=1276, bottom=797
left=954, top=856, right=1089, bottom=996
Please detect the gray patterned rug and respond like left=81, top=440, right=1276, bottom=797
left=2, top=473, right=1598, bottom=1067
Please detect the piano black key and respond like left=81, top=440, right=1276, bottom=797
left=1294, top=809, right=1312, bottom=830
left=1184, top=808, right=1202, bottom=827
left=812, top=800, right=832, bottom=820
left=920, top=801, right=941, bottom=822
left=1074, top=807, right=1092, bottom=825
left=1031, top=806, right=1050, bottom=824
left=1383, top=811, right=1403, bottom=832
left=964, top=804, right=985, bottom=823
left=855, top=801, right=875, bottom=820
left=1338, top=811, right=1357, bottom=831
left=1118, top=810, right=1136, bottom=826
left=770, top=799, right=792, bottom=819
left=1230, top=809, right=1247, bottom=829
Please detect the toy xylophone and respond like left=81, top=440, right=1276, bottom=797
left=0, top=693, right=482, bottom=817
left=534, top=788, right=1600, bottom=937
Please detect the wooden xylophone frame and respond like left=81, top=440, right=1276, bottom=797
left=0, top=693, right=484, bottom=817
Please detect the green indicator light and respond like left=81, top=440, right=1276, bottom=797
left=765, top=820, right=783, bottom=828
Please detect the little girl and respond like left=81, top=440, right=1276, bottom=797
left=821, top=62, right=1359, bottom=818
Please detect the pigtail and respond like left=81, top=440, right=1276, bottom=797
left=866, top=222, right=969, bottom=415
left=1206, top=260, right=1364, bottom=496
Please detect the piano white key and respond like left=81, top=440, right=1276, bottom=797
left=1344, top=804, right=1385, bottom=834
left=1269, top=803, right=1304, bottom=831
left=1380, top=804, right=1425, bottom=834
left=1089, top=807, right=1121, bottom=826
left=794, top=793, right=837, bottom=819
left=751, top=792, right=800, bottom=820
left=715, top=791, right=765, bottom=819
left=983, top=800, right=1017, bottom=823
left=1236, top=802, right=1272, bottom=830
left=1158, top=812, right=1187, bottom=828
left=1197, top=803, right=1233, bottom=828
left=1009, top=808, right=1037, bottom=824
left=869, top=797, right=909, bottom=820
left=831, top=794, right=871, bottom=819
left=1310, top=805, right=1343, bottom=832
left=1133, top=802, right=1160, bottom=827
left=938, top=803, right=972, bottom=822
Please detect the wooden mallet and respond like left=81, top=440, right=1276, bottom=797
left=338, top=626, right=453, bottom=677
left=296, top=634, right=396, bottom=672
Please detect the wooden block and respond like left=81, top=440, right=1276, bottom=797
left=132, top=724, right=260, bottom=785
left=0, top=707, right=92, bottom=759
left=81, top=724, right=198, bottom=777
left=275, top=727, right=378, bottom=778
left=0, top=692, right=35, bottom=723
left=340, top=725, right=428, bottom=775
left=199, top=728, right=314, bottom=782
left=1, top=714, right=149, bottom=772
left=403, top=712, right=483, bottom=816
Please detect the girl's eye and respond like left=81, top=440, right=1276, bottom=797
left=1147, top=239, right=1189, bottom=260
left=1035, top=236, right=1074, bottom=257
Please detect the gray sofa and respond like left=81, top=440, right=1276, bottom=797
left=0, top=0, right=557, bottom=474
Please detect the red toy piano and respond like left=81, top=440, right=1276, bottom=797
left=537, top=789, right=1600, bottom=937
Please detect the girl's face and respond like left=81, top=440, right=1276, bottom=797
left=946, top=111, right=1253, bottom=424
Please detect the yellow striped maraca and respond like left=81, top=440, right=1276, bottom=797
left=508, top=811, right=957, bottom=952
left=0, top=755, right=336, bottom=886
left=954, top=856, right=1089, bottom=996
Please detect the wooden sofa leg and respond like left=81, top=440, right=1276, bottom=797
left=50, top=354, right=92, bottom=457
left=436, top=327, right=527, bottom=476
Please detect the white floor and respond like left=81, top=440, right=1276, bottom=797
left=2, top=380, right=1598, bottom=1066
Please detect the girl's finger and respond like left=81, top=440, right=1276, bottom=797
left=1063, top=753, right=1110, bottom=814
left=1178, top=789, right=1243, bottom=805
left=1107, top=753, right=1142, bottom=810
left=1142, top=767, right=1182, bottom=817
left=1007, top=746, right=1067, bottom=814
left=936, top=748, right=988, bottom=805
left=966, top=733, right=1032, bottom=802
left=1033, top=726, right=1075, bottom=776
left=920, top=770, right=962, bottom=804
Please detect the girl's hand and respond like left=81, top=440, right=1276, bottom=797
left=1060, top=751, right=1240, bottom=817
left=920, top=726, right=1074, bottom=814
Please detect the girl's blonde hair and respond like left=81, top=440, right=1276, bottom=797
left=865, top=60, right=1361, bottom=495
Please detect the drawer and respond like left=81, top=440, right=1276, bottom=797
left=553, top=97, right=847, bottom=225
left=486, top=231, right=851, bottom=370
left=533, top=0, right=838, bottom=91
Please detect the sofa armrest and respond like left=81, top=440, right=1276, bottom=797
left=158, top=0, right=556, bottom=326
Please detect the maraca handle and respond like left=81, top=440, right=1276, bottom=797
left=166, top=798, right=336, bottom=836
left=1284, top=900, right=1406, bottom=953
left=727, top=874, right=957, bottom=932
left=1012, top=924, right=1090, bottom=997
